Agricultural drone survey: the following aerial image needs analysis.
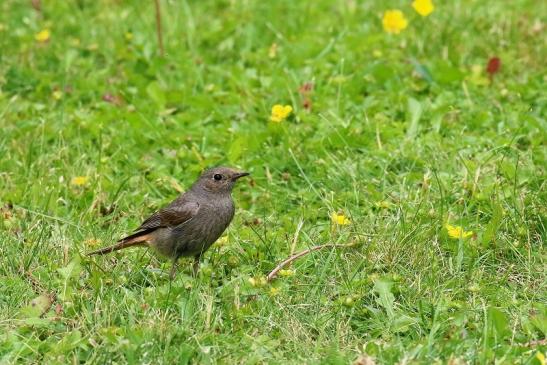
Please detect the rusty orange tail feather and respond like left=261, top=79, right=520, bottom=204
left=87, top=232, right=151, bottom=256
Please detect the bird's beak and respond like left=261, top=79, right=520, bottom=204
left=232, top=172, right=250, bottom=180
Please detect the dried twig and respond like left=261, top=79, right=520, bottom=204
left=31, top=0, right=41, bottom=13
left=522, top=339, right=547, bottom=347
left=266, top=243, right=355, bottom=282
left=154, top=0, right=165, bottom=56
left=19, top=268, right=47, bottom=293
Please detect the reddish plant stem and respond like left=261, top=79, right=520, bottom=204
left=154, top=0, right=165, bottom=57
left=266, top=243, right=354, bottom=282
left=31, top=0, right=41, bottom=13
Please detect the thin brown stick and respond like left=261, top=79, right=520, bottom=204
left=19, top=268, right=47, bottom=293
left=522, top=339, right=547, bottom=347
left=31, top=0, right=41, bottom=13
left=266, top=243, right=355, bottom=282
left=154, top=0, right=165, bottom=56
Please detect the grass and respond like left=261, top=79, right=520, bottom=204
left=0, top=0, right=545, bottom=363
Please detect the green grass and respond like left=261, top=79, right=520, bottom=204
left=1, top=0, right=545, bottom=363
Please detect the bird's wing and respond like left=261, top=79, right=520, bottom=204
left=136, top=201, right=200, bottom=232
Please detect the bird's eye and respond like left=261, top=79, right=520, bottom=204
left=213, top=174, right=223, bottom=181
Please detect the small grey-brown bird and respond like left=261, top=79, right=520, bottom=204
left=88, top=166, right=249, bottom=278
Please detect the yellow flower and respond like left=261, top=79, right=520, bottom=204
left=382, top=10, right=408, bottom=34
left=445, top=224, right=474, bottom=239
left=71, top=176, right=88, bottom=186
left=85, top=238, right=102, bottom=247
left=270, top=104, right=293, bottom=122
left=279, top=269, right=294, bottom=277
left=125, top=32, right=133, bottom=41
left=268, top=43, right=278, bottom=58
left=217, top=236, right=229, bottom=246
left=248, top=276, right=267, bottom=287
left=536, top=352, right=545, bottom=365
left=52, top=90, right=63, bottom=100
left=35, top=29, right=51, bottom=43
left=331, top=212, right=351, bottom=225
left=269, top=287, right=280, bottom=296
left=468, top=64, right=489, bottom=86
left=412, top=0, right=434, bottom=17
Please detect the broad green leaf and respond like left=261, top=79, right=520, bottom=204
left=406, top=98, right=423, bottom=139
left=64, top=49, right=78, bottom=71
left=368, top=63, right=395, bottom=85
left=178, top=297, right=196, bottom=323
left=481, top=203, right=503, bottom=246
left=530, top=305, right=547, bottom=336
left=228, top=136, right=247, bottom=163
left=373, top=279, right=395, bottom=318
left=52, top=330, right=83, bottom=354
left=488, top=307, right=509, bottom=339
left=57, top=257, right=81, bottom=280
left=391, top=314, right=417, bottom=333
left=146, top=81, right=166, bottom=109
left=57, top=257, right=81, bottom=301
left=19, top=294, right=53, bottom=318
left=432, top=62, right=464, bottom=84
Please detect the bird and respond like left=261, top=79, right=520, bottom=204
left=88, top=166, right=249, bottom=278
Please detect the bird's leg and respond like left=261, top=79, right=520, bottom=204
left=169, top=258, right=179, bottom=280
left=192, top=254, right=202, bottom=277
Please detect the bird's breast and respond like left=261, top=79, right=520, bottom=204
left=192, top=200, right=234, bottom=240
left=168, top=197, right=235, bottom=257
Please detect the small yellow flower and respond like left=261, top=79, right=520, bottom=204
left=331, top=212, right=351, bottom=225
left=71, top=176, right=88, bottom=186
left=536, top=352, right=545, bottom=365
left=343, top=295, right=356, bottom=307
left=471, top=64, right=482, bottom=75
left=125, top=32, right=133, bottom=41
left=412, top=0, right=434, bottom=17
left=270, top=104, right=293, bottom=122
left=467, top=283, right=480, bottom=293
left=269, top=287, right=280, bottom=296
left=35, top=29, right=51, bottom=43
left=248, top=276, right=267, bottom=287
left=445, top=224, right=474, bottom=239
left=468, top=64, right=489, bottom=86
left=268, top=43, right=278, bottom=58
left=382, top=10, right=408, bottom=34
left=279, top=269, right=294, bottom=277
left=52, top=90, right=63, bottom=100
left=85, top=238, right=102, bottom=247
left=217, top=235, right=229, bottom=246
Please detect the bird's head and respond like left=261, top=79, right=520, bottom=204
left=195, top=166, right=250, bottom=195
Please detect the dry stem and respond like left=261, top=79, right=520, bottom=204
left=154, top=0, right=165, bottom=56
left=266, top=243, right=355, bottom=282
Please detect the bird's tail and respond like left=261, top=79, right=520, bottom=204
left=87, top=231, right=151, bottom=256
